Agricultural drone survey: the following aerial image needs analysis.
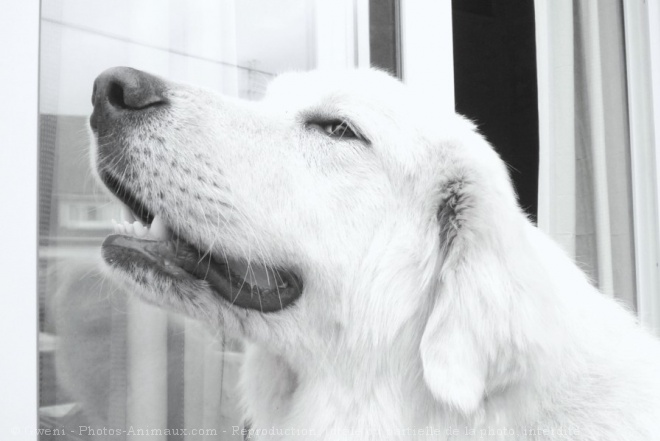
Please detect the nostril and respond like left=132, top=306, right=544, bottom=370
left=108, top=80, right=165, bottom=110
left=92, top=67, right=168, bottom=113
left=108, top=81, right=127, bottom=109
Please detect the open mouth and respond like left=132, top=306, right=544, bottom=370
left=100, top=172, right=303, bottom=313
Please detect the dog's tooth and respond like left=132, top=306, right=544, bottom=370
left=133, top=221, right=147, bottom=237
left=117, top=223, right=126, bottom=235
left=123, top=221, right=134, bottom=235
left=149, top=215, right=171, bottom=241
left=112, top=219, right=119, bottom=234
left=121, top=204, right=135, bottom=223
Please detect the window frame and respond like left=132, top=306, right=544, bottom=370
left=0, top=1, right=39, bottom=440
left=399, top=0, right=455, bottom=112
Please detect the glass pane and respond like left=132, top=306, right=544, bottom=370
left=369, top=0, right=401, bottom=77
left=38, top=1, right=356, bottom=439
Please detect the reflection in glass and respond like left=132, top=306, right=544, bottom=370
left=37, top=1, right=340, bottom=439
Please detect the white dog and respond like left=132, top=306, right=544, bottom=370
left=90, top=67, right=660, bottom=440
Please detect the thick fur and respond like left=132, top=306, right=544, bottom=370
left=92, top=69, right=660, bottom=440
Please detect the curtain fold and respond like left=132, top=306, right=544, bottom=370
left=535, top=0, right=636, bottom=309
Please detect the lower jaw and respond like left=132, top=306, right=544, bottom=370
left=101, top=234, right=303, bottom=312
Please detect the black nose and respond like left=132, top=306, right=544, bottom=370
left=91, top=67, right=167, bottom=128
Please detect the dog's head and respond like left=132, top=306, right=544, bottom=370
left=90, top=67, right=529, bottom=414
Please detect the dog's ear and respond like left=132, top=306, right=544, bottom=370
left=420, top=294, right=487, bottom=414
left=419, top=160, right=527, bottom=414
left=420, top=177, right=488, bottom=414
left=418, top=123, right=538, bottom=414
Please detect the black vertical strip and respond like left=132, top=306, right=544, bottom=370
left=38, top=114, right=58, bottom=249
left=38, top=114, right=57, bottom=353
left=369, top=0, right=401, bottom=78
left=38, top=114, right=57, bottom=417
left=108, top=293, right=128, bottom=441
left=167, top=319, right=185, bottom=441
left=452, top=0, right=539, bottom=219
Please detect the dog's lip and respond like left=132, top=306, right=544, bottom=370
left=98, top=171, right=303, bottom=312
left=102, top=234, right=303, bottom=312
left=101, top=171, right=153, bottom=225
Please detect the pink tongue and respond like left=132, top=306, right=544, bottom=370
left=102, top=234, right=302, bottom=312
left=113, top=204, right=280, bottom=289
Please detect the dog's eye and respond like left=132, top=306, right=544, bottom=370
left=309, top=119, right=363, bottom=141
left=323, top=121, right=357, bottom=139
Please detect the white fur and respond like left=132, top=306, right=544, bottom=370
left=98, top=69, right=660, bottom=440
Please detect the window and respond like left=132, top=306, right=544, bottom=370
left=27, top=1, right=453, bottom=440
left=452, top=0, right=539, bottom=218
left=37, top=2, right=362, bottom=439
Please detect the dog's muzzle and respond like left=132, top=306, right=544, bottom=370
left=90, top=67, right=304, bottom=313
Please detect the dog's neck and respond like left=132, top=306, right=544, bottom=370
left=239, top=321, right=462, bottom=439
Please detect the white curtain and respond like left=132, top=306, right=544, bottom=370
left=535, top=0, right=636, bottom=309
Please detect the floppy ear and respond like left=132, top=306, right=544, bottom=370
left=420, top=293, right=487, bottom=414
left=420, top=165, right=524, bottom=414
left=420, top=177, right=488, bottom=414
